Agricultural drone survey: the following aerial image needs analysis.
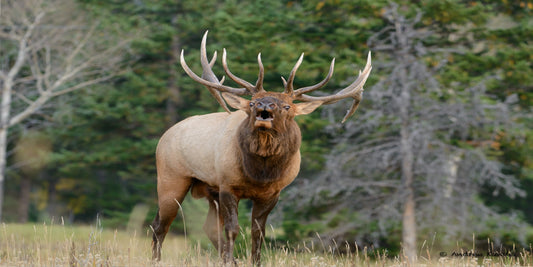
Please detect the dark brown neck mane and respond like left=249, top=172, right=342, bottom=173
left=238, top=120, right=301, bottom=183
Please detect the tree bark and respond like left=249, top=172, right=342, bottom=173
left=391, top=7, right=418, bottom=259
left=399, top=70, right=417, bottom=261
left=400, top=94, right=417, bottom=262
left=46, top=178, right=59, bottom=220
left=401, top=142, right=417, bottom=262
left=397, top=36, right=417, bottom=261
left=0, top=129, right=5, bottom=221
left=0, top=11, right=40, bottom=222
left=399, top=67, right=417, bottom=262
left=165, top=15, right=182, bottom=126
left=0, top=77, right=13, bottom=222
left=18, top=175, right=31, bottom=223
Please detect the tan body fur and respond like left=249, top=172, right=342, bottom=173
left=156, top=110, right=300, bottom=201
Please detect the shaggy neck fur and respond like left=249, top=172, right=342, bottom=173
left=238, top=121, right=301, bottom=183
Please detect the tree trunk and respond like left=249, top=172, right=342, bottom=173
left=165, top=16, right=182, bottom=126
left=18, top=175, right=32, bottom=223
left=0, top=80, right=13, bottom=222
left=0, top=132, right=5, bottom=222
left=46, top=178, right=59, bottom=220
left=400, top=113, right=417, bottom=262
left=401, top=152, right=417, bottom=262
left=402, top=200, right=416, bottom=261
left=397, top=36, right=417, bottom=260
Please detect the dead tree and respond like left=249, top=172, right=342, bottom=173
left=283, top=3, right=525, bottom=262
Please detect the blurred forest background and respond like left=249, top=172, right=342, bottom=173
left=1, top=0, right=532, bottom=256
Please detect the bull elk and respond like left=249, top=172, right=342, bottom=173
left=151, top=31, right=371, bottom=265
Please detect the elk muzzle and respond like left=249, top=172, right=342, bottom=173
left=253, top=100, right=276, bottom=129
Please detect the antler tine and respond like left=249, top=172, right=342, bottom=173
left=293, top=58, right=335, bottom=97
left=180, top=31, right=249, bottom=98
left=199, top=31, right=218, bottom=83
left=201, top=33, right=243, bottom=113
left=284, top=53, right=304, bottom=95
left=209, top=51, right=217, bottom=68
left=181, top=52, right=248, bottom=96
left=294, top=51, right=372, bottom=123
left=281, top=76, right=288, bottom=88
left=222, top=48, right=257, bottom=94
left=200, top=48, right=234, bottom=113
left=334, top=52, right=372, bottom=98
left=255, top=53, right=265, bottom=92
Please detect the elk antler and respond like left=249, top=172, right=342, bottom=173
left=283, top=52, right=372, bottom=123
left=222, top=49, right=265, bottom=93
left=182, top=31, right=372, bottom=122
left=180, top=31, right=265, bottom=113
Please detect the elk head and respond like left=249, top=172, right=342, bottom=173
left=180, top=31, right=372, bottom=125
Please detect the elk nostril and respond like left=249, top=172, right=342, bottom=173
left=268, top=103, right=276, bottom=109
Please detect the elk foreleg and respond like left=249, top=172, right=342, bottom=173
left=251, top=195, right=279, bottom=266
left=219, top=191, right=240, bottom=264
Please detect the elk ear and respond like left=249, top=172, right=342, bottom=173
left=221, top=92, right=250, bottom=111
left=294, top=101, right=323, bottom=116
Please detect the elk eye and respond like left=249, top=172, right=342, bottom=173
left=249, top=102, right=255, bottom=107
left=284, top=105, right=291, bottom=110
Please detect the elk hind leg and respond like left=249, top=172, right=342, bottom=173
left=151, top=176, right=192, bottom=261
left=203, top=196, right=224, bottom=253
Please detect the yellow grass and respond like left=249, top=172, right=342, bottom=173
left=0, top=220, right=192, bottom=266
left=1, top=220, right=532, bottom=266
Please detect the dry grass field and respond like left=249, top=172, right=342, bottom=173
left=1, top=220, right=532, bottom=266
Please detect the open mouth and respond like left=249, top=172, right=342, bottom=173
left=256, top=110, right=274, bottom=121
left=254, top=110, right=274, bottom=129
